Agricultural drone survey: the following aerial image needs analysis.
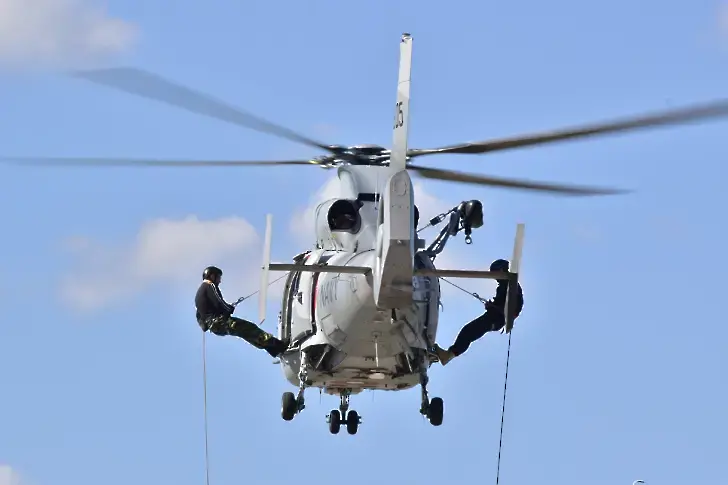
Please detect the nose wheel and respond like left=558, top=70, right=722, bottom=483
left=281, top=352, right=308, bottom=422
left=424, top=396, right=444, bottom=426
left=419, top=370, right=444, bottom=426
left=326, top=390, right=361, bottom=435
left=281, top=390, right=305, bottom=421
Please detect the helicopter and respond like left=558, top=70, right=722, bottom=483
left=4, top=33, right=728, bottom=435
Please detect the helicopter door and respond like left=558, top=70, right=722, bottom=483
left=413, top=251, right=440, bottom=344
left=287, top=252, right=322, bottom=344
left=279, top=269, right=301, bottom=342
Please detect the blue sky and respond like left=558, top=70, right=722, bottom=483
left=2, top=1, right=728, bottom=484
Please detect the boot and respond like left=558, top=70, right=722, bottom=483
left=264, top=336, right=291, bottom=358
left=433, top=344, right=455, bottom=366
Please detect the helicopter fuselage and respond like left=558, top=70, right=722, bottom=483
left=277, top=246, right=440, bottom=396
left=270, top=162, right=443, bottom=395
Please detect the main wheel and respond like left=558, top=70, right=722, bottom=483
left=281, top=392, right=297, bottom=421
left=329, top=410, right=341, bottom=434
left=346, top=410, right=359, bottom=435
left=428, top=397, right=444, bottom=426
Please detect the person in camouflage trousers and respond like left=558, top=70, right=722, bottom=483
left=195, top=266, right=289, bottom=358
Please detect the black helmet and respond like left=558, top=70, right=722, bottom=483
left=490, top=259, right=509, bottom=272
left=458, top=200, right=484, bottom=229
left=202, top=266, right=223, bottom=280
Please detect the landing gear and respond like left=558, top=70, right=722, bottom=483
left=326, top=389, right=361, bottom=435
left=281, top=392, right=297, bottom=421
left=427, top=397, right=444, bottom=426
left=328, top=410, right=342, bottom=434
left=280, top=351, right=307, bottom=422
left=280, top=388, right=305, bottom=421
left=346, top=410, right=360, bottom=435
left=419, top=369, right=444, bottom=426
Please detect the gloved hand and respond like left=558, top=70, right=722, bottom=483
left=484, top=299, right=504, bottom=313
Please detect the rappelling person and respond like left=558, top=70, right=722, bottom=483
left=432, top=259, right=524, bottom=366
left=195, top=266, right=289, bottom=358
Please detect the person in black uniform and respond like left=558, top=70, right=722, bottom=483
left=195, top=266, right=289, bottom=358
left=433, top=259, right=524, bottom=366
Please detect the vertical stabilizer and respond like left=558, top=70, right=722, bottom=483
left=259, top=214, right=273, bottom=325
left=390, top=33, right=412, bottom=172
left=373, top=33, right=416, bottom=309
left=504, top=223, right=525, bottom=333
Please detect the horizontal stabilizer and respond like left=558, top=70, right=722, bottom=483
left=266, top=266, right=508, bottom=279
left=268, top=263, right=372, bottom=275
left=414, top=269, right=510, bottom=280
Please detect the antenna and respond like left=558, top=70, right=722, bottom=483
left=259, top=213, right=273, bottom=325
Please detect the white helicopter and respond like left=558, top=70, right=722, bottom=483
left=5, top=33, right=728, bottom=435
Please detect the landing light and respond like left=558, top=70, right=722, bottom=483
left=369, top=372, right=386, bottom=380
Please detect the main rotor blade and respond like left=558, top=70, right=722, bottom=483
left=408, top=99, right=728, bottom=158
left=71, top=67, right=337, bottom=154
left=0, top=156, right=321, bottom=167
left=408, top=164, right=628, bottom=196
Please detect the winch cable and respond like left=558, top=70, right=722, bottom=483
left=200, top=272, right=289, bottom=485
left=237, top=272, right=290, bottom=304
left=439, top=276, right=514, bottom=485
left=439, top=277, right=487, bottom=304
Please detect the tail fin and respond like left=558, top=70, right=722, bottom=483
left=503, top=223, right=525, bottom=333
left=373, top=33, right=416, bottom=309
left=390, top=33, right=412, bottom=172
left=258, top=213, right=273, bottom=325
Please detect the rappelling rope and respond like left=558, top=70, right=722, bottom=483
left=439, top=276, right=514, bottom=485
left=200, top=271, right=290, bottom=485
left=495, top=331, right=512, bottom=485
left=201, top=331, right=211, bottom=485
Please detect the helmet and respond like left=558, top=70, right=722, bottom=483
left=458, top=200, right=484, bottom=229
left=489, top=259, right=509, bottom=272
left=202, top=266, right=223, bottom=280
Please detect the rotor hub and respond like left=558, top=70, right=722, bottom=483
left=317, top=144, right=391, bottom=168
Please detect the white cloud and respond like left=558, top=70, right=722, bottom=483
left=0, top=466, right=22, bottom=485
left=59, top=215, right=283, bottom=312
left=0, top=0, right=137, bottom=69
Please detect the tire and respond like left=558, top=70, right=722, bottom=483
left=329, top=410, right=341, bottom=434
left=281, top=392, right=297, bottom=421
left=346, top=410, right=359, bottom=435
left=428, top=397, right=444, bottom=426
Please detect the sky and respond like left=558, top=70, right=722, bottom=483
left=1, top=0, right=728, bottom=484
